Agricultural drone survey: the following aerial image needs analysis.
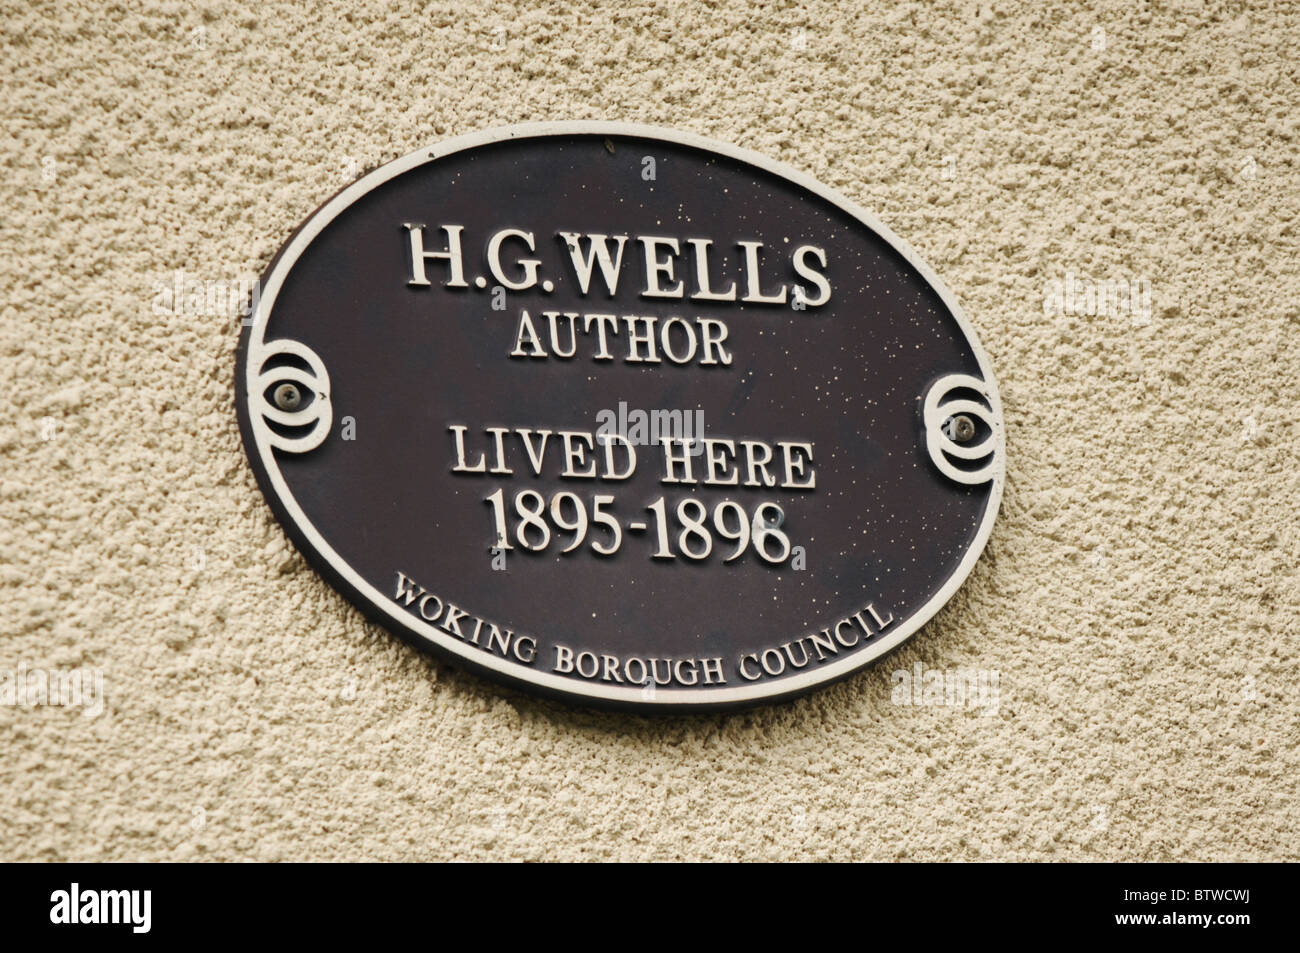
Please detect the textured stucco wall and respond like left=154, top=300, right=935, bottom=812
left=2, top=0, right=1297, bottom=861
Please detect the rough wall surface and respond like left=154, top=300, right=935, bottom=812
left=2, top=0, right=1296, bottom=861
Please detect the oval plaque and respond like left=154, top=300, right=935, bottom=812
left=236, top=122, right=1005, bottom=711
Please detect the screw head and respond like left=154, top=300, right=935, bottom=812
left=948, top=414, right=976, bottom=442
left=273, top=382, right=302, bottom=411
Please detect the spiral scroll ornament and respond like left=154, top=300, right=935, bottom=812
left=249, top=339, right=332, bottom=454
left=923, top=373, right=1000, bottom=486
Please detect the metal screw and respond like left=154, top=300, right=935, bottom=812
left=947, top=414, right=976, bottom=442
left=273, top=383, right=302, bottom=411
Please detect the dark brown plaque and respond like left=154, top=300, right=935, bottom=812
left=236, top=122, right=1005, bottom=711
